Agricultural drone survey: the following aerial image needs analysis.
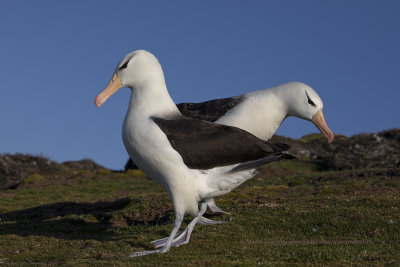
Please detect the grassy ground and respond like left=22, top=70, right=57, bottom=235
left=0, top=162, right=399, bottom=266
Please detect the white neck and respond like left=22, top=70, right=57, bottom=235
left=216, top=83, right=296, bottom=140
left=126, top=78, right=181, bottom=119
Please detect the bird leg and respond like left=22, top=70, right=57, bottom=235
left=205, top=198, right=230, bottom=214
left=129, top=214, right=184, bottom=257
left=151, top=203, right=208, bottom=248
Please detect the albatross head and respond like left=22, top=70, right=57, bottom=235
left=95, top=50, right=163, bottom=107
left=285, top=82, right=334, bottom=143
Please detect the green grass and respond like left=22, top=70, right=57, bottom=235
left=0, top=162, right=399, bottom=265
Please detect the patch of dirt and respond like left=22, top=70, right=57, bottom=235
left=114, top=195, right=173, bottom=227
left=116, top=207, right=173, bottom=227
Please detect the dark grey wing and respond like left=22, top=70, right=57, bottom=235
left=176, top=95, right=244, bottom=122
left=152, top=117, right=289, bottom=170
left=230, top=153, right=296, bottom=172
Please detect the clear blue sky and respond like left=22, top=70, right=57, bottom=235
left=1, top=1, right=399, bottom=170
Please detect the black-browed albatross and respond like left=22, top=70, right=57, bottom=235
left=175, top=82, right=334, bottom=214
left=95, top=50, right=293, bottom=257
left=177, top=82, right=334, bottom=143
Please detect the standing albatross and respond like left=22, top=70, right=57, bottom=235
left=95, top=50, right=293, bottom=256
left=176, top=82, right=334, bottom=214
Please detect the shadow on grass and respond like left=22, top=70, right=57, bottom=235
left=0, top=198, right=171, bottom=241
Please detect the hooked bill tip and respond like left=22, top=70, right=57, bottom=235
left=95, top=95, right=102, bottom=108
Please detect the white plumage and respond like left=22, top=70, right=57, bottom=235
left=95, top=50, right=293, bottom=256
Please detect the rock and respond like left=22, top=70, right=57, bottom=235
left=0, top=154, right=61, bottom=189
left=327, top=129, right=400, bottom=169
left=0, top=154, right=106, bottom=189
left=272, top=128, right=400, bottom=170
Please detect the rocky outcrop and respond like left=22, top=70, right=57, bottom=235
left=0, top=154, right=63, bottom=189
left=0, top=154, right=105, bottom=189
left=271, top=128, right=400, bottom=170
left=2, top=129, right=398, bottom=189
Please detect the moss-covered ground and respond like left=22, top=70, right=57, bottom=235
left=0, top=162, right=399, bottom=265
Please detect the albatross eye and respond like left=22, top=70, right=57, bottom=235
left=119, top=61, right=129, bottom=70
left=308, top=97, right=316, bottom=107
left=306, top=92, right=316, bottom=107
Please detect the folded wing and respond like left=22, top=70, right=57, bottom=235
left=152, top=117, right=289, bottom=170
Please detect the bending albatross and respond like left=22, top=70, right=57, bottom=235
left=95, top=50, right=294, bottom=256
left=176, top=82, right=334, bottom=214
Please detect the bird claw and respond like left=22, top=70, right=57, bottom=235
left=151, top=203, right=210, bottom=249
left=151, top=215, right=227, bottom=249
left=151, top=229, right=186, bottom=248
left=208, top=205, right=230, bottom=215
left=205, top=199, right=230, bottom=214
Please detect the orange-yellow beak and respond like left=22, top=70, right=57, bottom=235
left=95, top=73, right=122, bottom=108
left=312, top=109, right=334, bottom=143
